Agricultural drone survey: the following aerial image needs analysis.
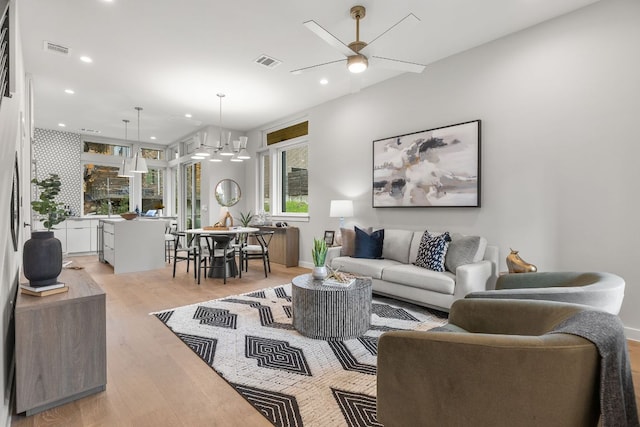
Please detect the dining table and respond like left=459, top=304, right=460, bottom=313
left=183, top=227, right=259, bottom=278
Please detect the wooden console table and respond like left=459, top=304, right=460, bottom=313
left=258, top=226, right=299, bottom=267
left=15, top=268, right=106, bottom=415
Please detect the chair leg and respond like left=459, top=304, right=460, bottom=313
left=262, top=254, right=268, bottom=278
left=266, top=253, right=271, bottom=273
left=172, top=255, right=177, bottom=278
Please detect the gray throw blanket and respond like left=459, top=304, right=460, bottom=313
left=551, top=310, right=639, bottom=427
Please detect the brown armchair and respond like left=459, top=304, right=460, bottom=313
left=377, top=298, right=601, bottom=427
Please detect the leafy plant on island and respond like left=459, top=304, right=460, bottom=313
left=31, top=174, right=69, bottom=231
left=312, top=238, right=328, bottom=267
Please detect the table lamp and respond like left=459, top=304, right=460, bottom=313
left=329, top=200, right=354, bottom=229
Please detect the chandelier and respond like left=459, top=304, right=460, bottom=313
left=190, top=94, right=250, bottom=162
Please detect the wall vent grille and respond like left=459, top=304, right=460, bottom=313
left=254, top=54, right=281, bottom=69
left=43, top=41, right=70, bottom=55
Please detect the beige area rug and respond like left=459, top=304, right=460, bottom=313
left=152, top=284, right=447, bottom=427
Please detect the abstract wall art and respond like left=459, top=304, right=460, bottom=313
left=372, top=120, right=481, bottom=208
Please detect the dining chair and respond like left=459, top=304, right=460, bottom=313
left=198, top=235, right=237, bottom=285
left=241, top=231, right=274, bottom=278
left=164, top=220, right=178, bottom=263
left=172, top=232, right=198, bottom=278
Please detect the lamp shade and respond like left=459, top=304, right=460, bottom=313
left=329, top=200, right=354, bottom=218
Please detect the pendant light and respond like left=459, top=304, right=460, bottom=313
left=130, top=106, right=148, bottom=173
left=193, top=131, right=211, bottom=157
left=117, top=119, right=134, bottom=177
left=237, top=136, right=251, bottom=160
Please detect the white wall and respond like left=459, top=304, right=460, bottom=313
left=0, top=1, right=26, bottom=424
left=246, top=0, right=640, bottom=334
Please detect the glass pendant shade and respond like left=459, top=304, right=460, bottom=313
left=117, top=119, right=134, bottom=177
left=131, top=107, right=148, bottom=173
left=118, top=157, right=134, bottom=177
left=131, top=151, right=148, bottom=173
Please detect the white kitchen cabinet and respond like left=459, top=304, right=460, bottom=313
left=66, top=220, right=92, bottom=253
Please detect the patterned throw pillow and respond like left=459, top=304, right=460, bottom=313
left=414, top=231, right=452, bottom=272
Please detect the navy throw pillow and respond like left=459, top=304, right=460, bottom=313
left=353, top=226, right=384, bottom=259
left=414, top=231, right=452, bottom=272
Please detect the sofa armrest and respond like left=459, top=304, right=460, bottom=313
left=377, top=329, right=598, bottom=427
left=326, top=246, right=342, bottom=267
left=452, top=260, right=493, bottom=300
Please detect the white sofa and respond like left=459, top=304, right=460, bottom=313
left=326, top=229, right=498, bottom=312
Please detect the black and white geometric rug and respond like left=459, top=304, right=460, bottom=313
left=152, top=284, right=447, bottom=427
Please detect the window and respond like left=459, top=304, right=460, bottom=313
left=83, top=141, right=129, bottom=156
left=83, top=164, right=130, bottom=215
left=141, top=168, right=164, bottom=212
left=260, top=138, right=308, bottom=217
left=184, top=162, right=201, bottom=229
left=141, top=147, right=164, bottom=161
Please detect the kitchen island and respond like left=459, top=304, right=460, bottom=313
left=99, top=218, right=166, bottom=274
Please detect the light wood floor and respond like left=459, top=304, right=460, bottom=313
left=11, top=256, right=640, bottom=426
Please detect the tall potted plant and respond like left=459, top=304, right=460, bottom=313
left=311, top=238, right=328, bottom=280
left=23, top=174, right=69, bottom=287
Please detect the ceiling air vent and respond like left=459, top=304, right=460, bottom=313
left=79, top=128, right=101, bottom=134
left=254, top=54, right=282, bottom=69
left=43, top=41, right=70, bottom=56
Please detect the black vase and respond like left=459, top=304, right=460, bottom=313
left=23, top=231, right=63, bottom=287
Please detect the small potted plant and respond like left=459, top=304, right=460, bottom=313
left=238, top=211, right=254, bottom=227
left=24, top=174, right=69, bottom=287
left=311, top=237, right=328, bottom=280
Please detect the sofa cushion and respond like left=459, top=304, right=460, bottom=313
left=382, top=229, right=414, bottom=264
left=414, top=231, right=451, bottom=272
left=340, top=226, right=372, bottom=257
left=409, top=230, right=445, bottom=264
left=353, top=227, right=384, bottom=259
left=445, top=233, right=488, bottom=273
left=331, top=256, right=402, bottom=280
left=382, top=264, right=456, bottom=294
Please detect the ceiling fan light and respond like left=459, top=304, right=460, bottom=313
left=348, top=55, right=368, bottom=73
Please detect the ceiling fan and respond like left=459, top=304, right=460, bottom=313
left=291, top=5, right=426, bottom=75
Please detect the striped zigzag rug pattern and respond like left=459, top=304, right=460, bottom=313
left=152, top=284, right=447, bottom=427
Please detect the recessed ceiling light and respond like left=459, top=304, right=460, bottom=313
left=185, top=113, right=192, bottom=118
left=58, top=123, right=66, bottom=127
left=320, top=78, right=329, bottom=85
left=64, top=89, right=75, bottom=94
left=150, top=136, right=157, bottom=140
left=80, top=56, right=93, bottom=63
left=191, top=155, right=204, bottom=160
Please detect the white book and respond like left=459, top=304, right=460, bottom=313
left=20, top=282, right=66, bottom=292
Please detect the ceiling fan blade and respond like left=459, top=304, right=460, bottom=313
left=290, top=59, right=346, bottom=75
left=370, top=56, right=426, bottom=73
left=303, top=20, right=356, bottom=57
left=360, top=13, right=420, bottom=56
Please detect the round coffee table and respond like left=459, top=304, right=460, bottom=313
left=291, top=273, right=372, bottom=340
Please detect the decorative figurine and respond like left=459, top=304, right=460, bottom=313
left=506, top=249, right=537, bottom=273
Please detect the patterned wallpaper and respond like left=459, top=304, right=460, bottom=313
left=33, top=128, right=82, bottom=216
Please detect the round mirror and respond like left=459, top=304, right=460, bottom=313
left=215, top=179, right=241, bottom=207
